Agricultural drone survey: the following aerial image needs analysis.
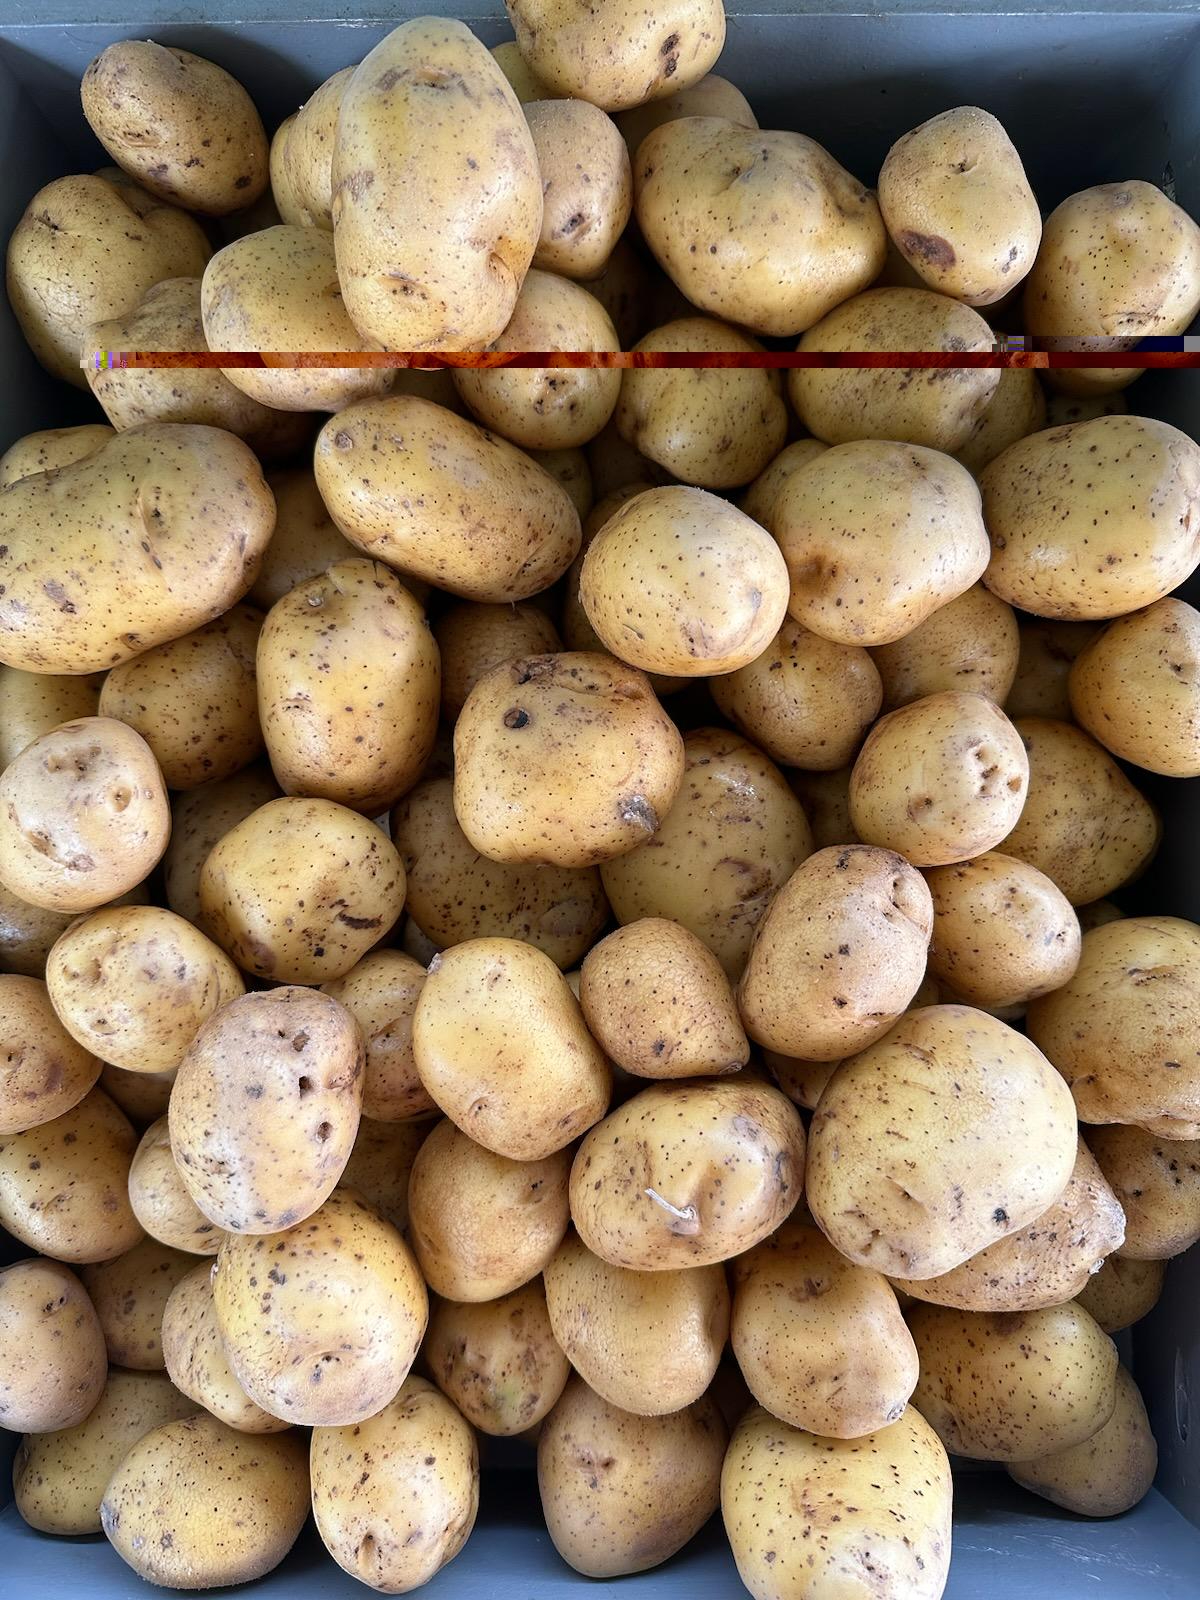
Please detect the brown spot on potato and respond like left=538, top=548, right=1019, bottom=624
left=900, top=230, right=957, bottom=270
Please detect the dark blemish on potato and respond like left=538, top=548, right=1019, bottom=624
left=993, top=1207, right=1008, bottom=1224
left=42, top=580, right=76, bottom=615
left=316, top=1121, right=333, bottom=1141
left=620, top=795, right=659, bottom=832
left=503, top=708, right=530, bottom=729
left=900, top=230, right=956, bottom=270
left=337, top=168, right=375, bottom=203
left=337, top=912, right=382, bottom=930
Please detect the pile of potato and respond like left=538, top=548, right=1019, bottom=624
left=2, top=8, right=1200, bottom=1600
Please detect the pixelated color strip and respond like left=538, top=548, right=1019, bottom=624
left=81, top=349, right=1200, bottom=370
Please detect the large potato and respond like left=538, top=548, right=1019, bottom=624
left=570, top=1078, right=806, bottom=1270
left=0, top=423, right=274, bottom=673
left=332, top=19, right=541, bottom=350
left=322, top=951, right=433, bottom=1123
left=435, top=601, right=562, bottom=718
left=0, top=667, right=101, bottom=769
left=1077, top=1254, right=1166, bottom=1334
left=0, top=1258, right=107, bottom=1433
left=169, top=986, right=364, bottom=1233
left=162, top=765, right=280, bottom=927
left=162, top=1262, right=289, bottom=1433
left=425, top=1279, right=569, bottom=1435
left=955, top=367, right=1048, bottom=476
left=526, top=99, right=631, bottom=279
left=339, top=1116, right=428, bottom=1233
left=80, top=1235, right=194, bottom=1370
left=1085, top=1124, right=1200, bottom=1259
left=634, top=118, right=884, bottom=336
left=872, top=583, right=1019, bottom=710
left=250, top=467, right=359, bottom=609
left=0, top=425, right=114, bottom=488
left=128, top=1115, right=225, bottom=1255
left=1068, top=598, right=1200, bottom=776
left=282, top=66, right=352, bottom=230
left=1008, top=1364, right=1157, bottom=1517
left=0, top=974, right=100, bottom=1135
left=807, top=1005, right=1078, bottom=1279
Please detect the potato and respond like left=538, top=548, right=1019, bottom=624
left=413, top=937, right=609, bottom=1160
left=531, top=446, right=593, bottom=520
left=601, top=726, right=813, bottom=978
left=311, top=1374, right=478, bottom=1590
left=634, top=118, right=883, bottom=336
left=788, top=288, right=998, bottom=449
left=738, top=438, right=829, bottom=531
left=200, top=796, right=406, bottom=984
left=426, top=1279, right=569, bottom=1435
left=435, top=602, right=562, bottom=719
left=12, top=1369, right=195, bottom=1534
left=910, top=1301, right=1118, bottom=1460
left=538, top=1376, right=725, bottom=1576
left=282, top=66, right=352, bottom=230
left=872, top=584, right=1019, bottom=711
left=925, top=851, right=1080, bottom=1009
left=807, top=1005, right=1078, bottom=1279
left=269, top=113, right=302, bottom=223
left=1085, top=1124, right=1200, bottom=1259
left=570, top=1078, right=805, bottom=1270
left=0, top=1087, right=143, bottom=1262
left=1008, top=1363, right=1157, bottom=1517
left=339, top=1116, right=428, bottom=1233
left=0, top=974, right=100, bottom=1135
left=100, top=1063, right=177, bottom=1129
left=129, top=1115, right=225, bottom=1256
left=1045, top=391, right=1130, bottom=426
left=5, top=172, right=210, bottom=386
left=737, top=845, right=932, bottom=1060
left=0, top=423, right=275, bottom=673
left=80, top=1235, right=194, bottom=1370
left=525, top=100, right=632, bottom=280
left=408, top=1118, right=570, bottom=1300
left=954, top=367, right=1047, bottom=476
left=616, top=72, right=756, bottom=160
left=332, top=19, right=541, bottom=351
left=0, top=667, right=102, bottom=770
left=314, top=396, right=580, bottom=602
left=787, top=765, right=857, bottom=852
left=723, top=1404, right=952, bottom=1600
left=1005, top=619, right=1099, bottom=720
left=773, top=440, right=990, bottom=646
left=163, top=765, right=280, bottom=928
left=579, top=237, right=651, bottom=350
left=1068, top=598, right=1200, bottom=776
left=587, top=414, right=673, bottom=498
left=982, top=415, right=1200, bottom=617
left=320, top=951, right=432, bottom=1123
left=250, top=468, right=358, bottom=610
left=0, top=425, right=114, bottom=488
left=0, top=1258, right=107, bottom=1433
left=453, top=651, right=683, bottom=866
left=543, top=1231, right=726, bottom=1416
left=100, top=1412, right=308, bottom=1586
left=213, top=1187, right=427, bottom=1426
left=170, top=986, right=363, bottom=1234
left=162, top=1262, right=290, bottom=1433
left=1077, top=1253, right=1166, bottom=1333
left=580, top=918, right=748, bottom=1078
left=492, top=40, right=555, bottom=103
left=849, top=691, right=1028, bottom=867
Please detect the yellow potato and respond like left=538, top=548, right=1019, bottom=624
left=0, top=974, right=100, bottom=1135
left=738, top=438, right=829, bottom=531
left=99, top=1063, right=176, bottom=1129
left=587, top=413, right=673, bottom=497
left=338, top=1115, right=429, bottom=1233
left=321, top=951, right=432, bottom=1123
left=162, top=1262, right=290, bottom=1433
left=616, top=72, right=757, bottom=160
left=872, top=583, right=1019, bottom=710
left=250, top=467, right=359, bottom=610
left=0, top=667, right=102, bottom=769
left=80, top=1235, right=194, bottom=1370
left=162, top=765, right=280, bottom=928
left=435, top=601, right=562, bottom=718
left=1085, top=1124, right=1200, bottom=1259
left=492, top=40, right=556, bottom=103
left=1008, top=1364, right=1157, bottom=1517
left=525, top=100, right=632, bottom=281
left=0, top=424, right=114, bottom=488
left=0, top=1258, right=107, bottom=1433
left=1045, top=391, right=1130, bottom=426
left=1005, top=619, right=1100, bottom=720
left=425, top=1278, right=569, bottom=1435
left=1068, top=598, right=1200, bottom=776
left=1076, top=1253, right=1166, bottom=1333
left=129, top=1115, right=225, bottom=1256
left=282, top=66, right=353, bottom=229
left=530, top=446, right=594, bottom=519
left=954, top=366, right=1048, bottom=475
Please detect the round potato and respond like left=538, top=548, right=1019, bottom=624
left=954, top=366, right=1048, bottom=476
left=170, top=986, right=363, bottom=1234
left=322, top=951, right=432, bottom=1123
left=1005, top=619, right=1100, bottom=720
left=408, top=1118, right=570, bottom=1301
left=436, top=601, right=562, bottom=719
left=1068, top=598, right=1200, bottom=776
left=80, top=1235, right=194, bottom=1370
left=251, top=467, right=359, bottom=610
left=616, top=72, right=756, bottom=159
left=426, top=1279, right=569, bottom=1435
left=0, top=668, right=102, bottom=770
left=526, top=99, right=632, bottom=279
left=1077, top=1253, right=1166, bottom=1334
left=0, top=974, right=100, bottom=1135
left=579, top=237, right=651, bottom=350
left=0, top=425, right=114, bottom=489
left=0, top=1258, right=107, bottom=1433
left=282, top=66, right=352, bottom=230
left=162, top=765, right=280, bottom=929
left=1008, top=1364, right=1157, bottom=1518
left=737, top=844, right=933, bottom=1060
left=129, top=1115, right=225, bottom=1255
left=162, top=1262, right=290, bottom=1433
left=339, top=1116, right=428, bottom=1233
left=1085, top=1123, right=1200, bottom=1259
left=872, top=583, right=1019, bottom=711
left=807, top=1005, right=1078, bottom=1280
left=538, top=1376, right=726, bottom=1576
left=570, top=1078, right=805, bottom=1270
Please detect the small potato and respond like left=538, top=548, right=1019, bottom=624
left=282, top=66, right=352, bottom=230
left=100, top=1413, right=309, bottom=1587
left=580, top=486, right=789, bottom=675
left=849, top=692, right=1029, bottom=867
left=81, top=1235, right=194, bottom=1370
left=774, top=440, right=990, bottom=646
left=526, top=101, right=632, bottom=279
left=1008, top=1364, right=1157, bottom=1518
left=634, top=118, right=883, bottom=336
left=723, top=1404, right=952, bottom=1600
left=251, top=467, right=359, bottom=609
left=453, top=651, right=683, bottom=867
left=332, top=19, right=541, bottom=351
left=0, top=425, right=114, bottom=488
left=492, top=40, right=555, bottom=103
left=162, top=1262, right=290, bottom=1433
left=314, top=396, right=581, bottom=602
left=162, top=765, right=280, bottom=928
left=601, top=726, right=813, bottom=978
left=787, top=765, right=858, bottom=852
left=538, top=1377, right=726, bottom=1576
left=311, top=1374, right=478, bottom=1591
left=169, top=986, right=364, bottom=1234
left=200, top=797, right=406, bottom=984
left=910, top=1301, right=1119, bottom=1460
left=0, top=1088, right=144, bottom=1262
left=878, top=107, right=1041, bottom=304
left=1085, top=1124, right=1200, bottom=1259
left=0, top=1258, right=107, bottom=1433
left=872, top=584, right=1019, bottom=710
left=426, top=1279, right=569, bottom=1435
left=129, top=1115, right=225, bottom=1255
left=413, top=937, right=610, bottom=1160
left=544, top=1232, right=727, bottom=1415
left=615, top=320, right=787, bottom=488
left=789, top=288, right=998, bottom=449
left=925, top=851, right=1081, bottom=1009
left=737, top=845, right=932, bottom=1061
left=0, top=974, right=100, bottom=1135
left=570, top=1078, right=805, bottom=1270
left=322, top=951, right=432, bottom=1123
left=0, top=667, right=102, bottom=770
left=807, top=1005, right=1078, bottom=1280
left=1069, top=598, right=1200, bottom=776
left=712, top=618, right=882, bottom=768
left=269, top=114, right=303, bottom=224
left=616, top=72, right=757, bottom=160
left=738, top=438, right=829, bottom=531
left=580, top=917, right=748, bottom=1077
left=954, top=367, right=1047, bottom=475
left=435, top=602, right=562, bottom=719
left=1077, top=1253, right=1166, bottom=1333
left=213, top=1188, right=427, bottom=1426
left=339, top=1116, right=429, bottom=1233
left=408, top=1119, right=570, bottom=1301
left=12, top=1369, right=195, bottom=1534
left=1005, top=619, right=1100, bottom=720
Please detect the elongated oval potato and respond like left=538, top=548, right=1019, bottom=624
left=162, top=1262, right=289, bottom=1432
left=544, top=1232, right=727, bottom=1415
left=0, top=974, right=100, bottom=1135
left=170, top=987, right=363, bottom=1234
left=1077, top=1253, right=1166, bottom=1333
left=872, top=583, right=1019, bottom=711
left=283, top=66, right=352, bottom=230
left=807, top=1005, right=1078, bottom=1280
left=634, top=119, right=884, bottom=336
left=527, top=99, right=632, bottom=279
left=80, top=1235, right=194, bottom=1370
left=129, top=1116, right=225, bottom=1255
left=0, top=424, right=274, bottom=673
left=1085, top=1123, right=1200, bottom=1260
left=312, top=1374, right=478, bottom=1589
left=0, top=1258, right=107, bottom=1432
left=163, top=765, right=280, bottom=928
left=314, top=396, right=580, bottom=602
left=321, top=951, right=432, bottom=1123
left=910, top=1301, right=1119, bottom=1460
left=723, top=1405, right=952, bottom=1600
left=570, top=1078, right=805, bottom=1270
left=1008, top=1364, right=1157, bottom=1518
left=425, top=1279, right=569, bottom=1435
left=0, top=668, right=101, bottom=770
left=332, top=19, right=541, bottom=351
left=0, top=425, right=114, bottom=489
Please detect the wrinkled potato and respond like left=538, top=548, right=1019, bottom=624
left=0, top=1258, right=107, bottom=1433
left=615, top=72, right=756, bottom=159
left=1005, top=619, right=1100, bottom=720
left=1068, top=598, right=1200, bottom=776
left=322, top=951, right=433, bottom=1123
left=954, top=367, right=1048, bottom=475
left=1076, top=1253, right=1166, bottom=1334
left=0, top=668, right=102, bottom=770
left=0, top=974, right=100, bottom=1135
left=524, top=100, right=632, bottom=279
left=1085, top=1123, right=1200, bottom=1259
left=435, top=601, right=562, bottom=719
left=339, top=1116, right=428, bottom=1233
left=129, top=1115, right=225, bottom=1256
left=250, top=467, right=359, bottom=610
left=1008, top=1364, right=1157, bottom=1518
left=0, top=424, right=114, bottom=488
left=169, top=986, right=364, bottom=1234
left=162, top=765, right=280, bottom=928
left=407, top=1118, right=570, bottom=1301
left=425, top=1278, right=569, bottom=1435
left=738, top=438, right=829, bottom=531
left=282, top=66, right=352, bottom=230
left=807, top=1005, right=1078, bottom=1280
left=162, top=1262, right=290, bottom=1433
left=80, top=1235, right=194, bottom=1370
left=872, top=583, right=1019, bottom=711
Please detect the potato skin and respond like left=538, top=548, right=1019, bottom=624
left=162, top=1262, right=289, bottom=1433
left=1069, top=598, right=1200, bottom=776
left=80, top=1235, right=194, bottom=1370
left=0, top=668, right=101, bottom=770
left=163, top=765, right=280, bottom=929
left=527, top=100, right=632, bottom=279
left=1005, top=619, right=1100, bottom=720
left=1008, top=1364, right=1157, bottom=1518
left=332, top=19, right=541, bottom=351
left=0, top=974, right=100, bottom=1135
left=281, top=66, right=352, bottom=230
left=339, top=1116, right=428, bottom=1233
left=872, top=583, right=1019, bottom=711
left=1085, top=1124, right=1200, bottom=1260
left=129, top=1115, right=225, bottom=1255
left=0, top=425, right=114, bottom=489
left=435, top=601, right=562, bottom=719
left=1077, top=1253, right=1166, bottom=1333
left=616, top=72, right=757, bottom=158
left=0, top=1258, right=107, bottom=1433
left=570, top=1078, right=806, bottom=1270
left=425, top=1279, right=569, bottom=1436
left=322, top=951, right=433, bottom=1123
